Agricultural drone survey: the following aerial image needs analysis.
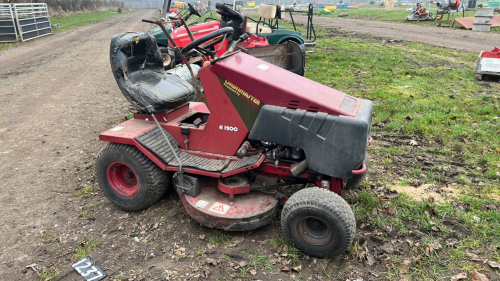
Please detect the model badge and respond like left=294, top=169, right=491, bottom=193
left=219, top=125, right=238, bottom=132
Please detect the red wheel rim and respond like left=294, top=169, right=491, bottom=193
left=297, top=216, right=333, bottom=246
left=107, top=162, right=139, bottom=197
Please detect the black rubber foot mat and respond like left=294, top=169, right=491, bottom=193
left=135, top=126, right=230, bottom=172
left=222, top=154, right=263, bottom=174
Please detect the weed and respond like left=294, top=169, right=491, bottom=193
left=322, top=265, right=333, bottom=279
left=194, top=246, right=206, bottom=256
left=73, top=237, right=100, bottom=260
left=89, top=202, right=100, bottom=208
left=207, top=229, right=230, bottom=246
left=161, top=207, right=169, bottom=223
left=73, top=186, right=93, bottom=198
left=239, top=250, right=275, bottom=276
left=267, top=236, right=302, bottom=264
left=38, top=231, right=58, bottom=244
left=78, top=210, right=93, bottom=218
left=348, top=239, right=363, bottom=261
left=115, top=272, right=128, bottom=280
left=37, top=267, right=60, bottom=281
left=267, top=235, right=288, bottom=248
left=123, top=112, right=134, bottom=121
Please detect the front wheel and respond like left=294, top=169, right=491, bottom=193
left=281, top=187, right=356, bottom=258
left=95, top=143, right=169, bottom=211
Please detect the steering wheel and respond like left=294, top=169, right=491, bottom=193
left=215, top=3, right=245, bottom=23
left=181, top=27, right=234, bottom=57
left=188, top=3, right=202, bottom=18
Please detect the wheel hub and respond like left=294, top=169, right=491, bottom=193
left=297, top=216, right=333, bottom=246
left=161, top=53, right=172, bottom=67
left=107, top=162, right=139, bottom=197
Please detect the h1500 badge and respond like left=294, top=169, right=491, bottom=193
left=219, top=125, right=238, bottom=132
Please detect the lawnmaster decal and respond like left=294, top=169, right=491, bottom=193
left=217, top=75, right=264, bottom=131
left=222, top=80, right=261, bottom=107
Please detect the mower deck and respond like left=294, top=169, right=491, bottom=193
left=178, top=176, right=278, bottom=231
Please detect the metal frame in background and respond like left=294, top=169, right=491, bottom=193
left=14, top=3, right=52, bottom=41
left=0, top=4, right=18, bottom=43
left=287, top=4, right=316, bottom=47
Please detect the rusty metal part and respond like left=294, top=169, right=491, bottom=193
left=177, top=16, right=195, bottom=41
left=236, top=141, right=251, bottom=158
left=290, top=159, right=308, bottom=176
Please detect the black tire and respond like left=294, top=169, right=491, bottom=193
left=344, top=156, right=369, bottom=190
left=95, top=143, right=168, bottom=211
left=281, top=187, right=356, bottom=258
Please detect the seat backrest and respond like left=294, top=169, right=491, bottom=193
left=110, top=32, right=164, bottom=81
left=258, top=4, right=277, bottom=19
left=110, top=32, right=195, bottom=113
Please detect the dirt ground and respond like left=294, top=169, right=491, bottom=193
left=0, top=9, right=496, bottom=281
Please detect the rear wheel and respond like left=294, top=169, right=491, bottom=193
left=281, top=187, right=356, bottom=258
left=95, top=143, right=168, bottom=211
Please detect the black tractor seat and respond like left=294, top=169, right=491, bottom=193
left=110, top=32, right=195, bottom=113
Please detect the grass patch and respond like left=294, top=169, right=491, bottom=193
left=259, top=22, right=500, bottom=278
left=73, top=186, right=93, bottom=198
left=267, top=236, right=302, bottom=265
left=304, top=27, right=499, bottom=184
left=50, top=9, right=131, bottom=33
left=37, top=267, right=60, bottom=281
left=207, top=229, right=232, bottom=247
left=194, top=246, right=206, bottom=256
left=38, top=231, right=58, bottom=244
left=73, top=237, right=100, bottom=260
left=239, top=249, right=276, bottom=277
left=350, top=189, right=500, bottom=279
left=0, top=9, right=131, bottom=52
left=78, top=210, right=94, bottom=218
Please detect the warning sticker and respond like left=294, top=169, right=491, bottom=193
left=209, top=202, right=231, bottom=215
left=195, top=200, right=209, bottom=208
left=257, top=64, right=269, bottom=70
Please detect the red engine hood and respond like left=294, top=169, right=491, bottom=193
left=210, top=52, right=360, bottom=117
left=170, top=21, right=222, bottom=48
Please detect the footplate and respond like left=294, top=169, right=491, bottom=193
left=135, top=127, right=230, bottom=172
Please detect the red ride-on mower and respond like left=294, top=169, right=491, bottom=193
left=97, top=23, right=373, bottom=257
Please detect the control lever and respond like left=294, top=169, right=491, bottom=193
left=226, top=33, right=249, bottom=54
left=209, top=34, right=249, bottom=65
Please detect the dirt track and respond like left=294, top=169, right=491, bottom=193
left=0, top=9, right=496, bottom=280
left=0, top=10, right=159, bottom=280
left=246, top=11, right=500, bottom=53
